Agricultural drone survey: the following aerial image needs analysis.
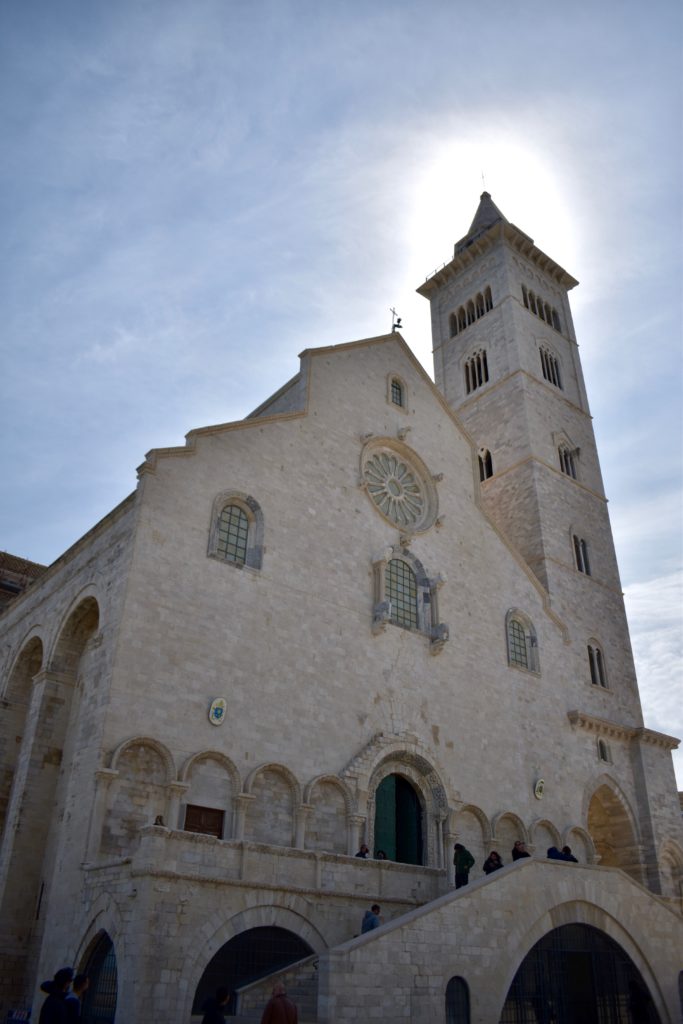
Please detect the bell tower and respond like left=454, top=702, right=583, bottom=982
left=418, top=192, right=644, bottom=708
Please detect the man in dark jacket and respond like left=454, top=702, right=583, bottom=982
left=453, top=843, right=475, bottom=888
left=260, top=983, right=298, bottom=1024
left=38, top=967, right=73, bottom=1024
left=201, top=986, right=230, bottom=1024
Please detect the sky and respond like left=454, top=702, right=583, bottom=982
left=1, top=0, right=681, bottom=783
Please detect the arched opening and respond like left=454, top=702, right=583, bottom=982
left=374, top=773, right=423, bottom=865
left=0, top=636, right=43, bottom=838
left=445, top=975, right=470, bottom=1023
left=80, top=931, right=118, bottom=1024
left=587, top=784, right=642, bottom=881
left=192, top=926, right=313, bottom=1015
left=499, top=923, right=660, bottom=1023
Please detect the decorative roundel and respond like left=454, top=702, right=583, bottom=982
left=361, top=440, right=437, bottom=532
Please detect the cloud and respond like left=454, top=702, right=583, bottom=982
left=624, top=571, right=683, bottom=785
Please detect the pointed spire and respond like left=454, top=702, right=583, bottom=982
left=467, top=192, right=507, bottom=236
left=454, top=192, right=508, bottom=254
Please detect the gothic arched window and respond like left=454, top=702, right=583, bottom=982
left=588, top=642, right=607, bottom=688
left=464, top=350, right=489, bottom=395
left=540, top=346, right=562, bottom=389
left=559, top=446, right=577, bottom=478
left=573, top=535, right=591, bottom=576
left=371, top=548, right=448, bottom=654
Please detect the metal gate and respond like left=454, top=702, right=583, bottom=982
left=80, top=932, right=118, bottom=1024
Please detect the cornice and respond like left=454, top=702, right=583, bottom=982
left=567, top=711, right=680, bottom=750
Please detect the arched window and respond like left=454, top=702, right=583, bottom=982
left=506, top=611, right=540, bottom=673
left=449, top=313, right=458, bottom=337
left=390, top=378, right=404, bottom=407
left=540, top=346, right=562, bottom=389
left=559, top=446, right=577, bottom=478
left=588, top=643, right=607, bottom=687
left=208, top=493, right=264, bottom=570
left=217, top=504, right=248, bottom=565
left=372, top=548, right=448, bottom=654
left=445, top=976, right=470, bottom=1024
left=475, top=293, right=485, bottom=318
left=386, top=558, right=418, bottom=629
left=573, top=535, right=591, bottom=575
left=478, top=448, right=493, bottom=481
left=522, top=285, right=529, bottom=308
left=529, top=291, right=537, bottom=315
left=458, top=307, right=467, bottom=331
left=598, top=738, right=612, bottom=763
left=464, top=349, right=489, bottom=395
left=484, top=286, right=493, bottom=312
left=552, top=309, right=562, bottom=331
left=466, top=300, right=475, bottom=325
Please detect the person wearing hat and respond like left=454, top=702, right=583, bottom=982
left=39, top=967, right=73, bottom=1024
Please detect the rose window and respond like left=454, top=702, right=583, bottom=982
left=364, top=453, right=425, bottom=528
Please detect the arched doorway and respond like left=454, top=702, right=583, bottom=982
left=499, top=923, right=660, bottom=1023
left=374, top=773, right=423, bottom=864
left=587, top=784, right=642, bottom=881
left=80, top=931, right=117, bottom=1024
left=192, top=926, right=313, bottom=1015
left=445, top=975, right=470, bottom=1023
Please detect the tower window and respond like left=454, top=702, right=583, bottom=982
left=588, top=644, right=607, bottom=688
left=386, top=558, right=418, bottom=630
left=573, top=535, right=591, bottom=576
left=448, top=286, right=493, bottom=338
left=478, top=448, right=493, bottom=481
left=540, top=347, right=562, bottom=389
left=506, top=610, right=540, bottom=673
left=597, top=739, right=611, bottom=763
left=523, top=285, right=562, bottom=332
left=216, top=504, right=249, bottom=565
left=391, top=378, right=404, bottom=407
left=464, top=350, right=489, bottom=395
left=559, top=446, right=577, bottom=478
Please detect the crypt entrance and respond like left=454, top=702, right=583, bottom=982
left=192, top=926, right=314, bottom=1015
left=499, top=923, right=660, bottom=1023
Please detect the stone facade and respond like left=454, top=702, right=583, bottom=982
left=0, top=195, right=681, bottom=1023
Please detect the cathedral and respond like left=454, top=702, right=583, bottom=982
left=1, top=194, right=681, bottom=1023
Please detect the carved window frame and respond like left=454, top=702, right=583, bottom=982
left=208, top=491, right=264, bottom=570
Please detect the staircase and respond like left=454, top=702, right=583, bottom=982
left=232, top=953, right=320, bottom=1023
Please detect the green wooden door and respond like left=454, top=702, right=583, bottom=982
left=396, top=775, right=422, bottom=865
left=374, top=775, right=397, bottom=860
left=374, top=774, right=423, bottom=864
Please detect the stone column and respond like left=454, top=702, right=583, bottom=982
left=234, top=793, right=254, bottom=841
left=295, top=803, right=312, bottom=849
left=86, top=768, right=119, bottom=861
left=348, top=815, right=365, bottom=856
left=444, top=830, right=457, bottom=886
left=167, top=782, right=189, bottom=830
